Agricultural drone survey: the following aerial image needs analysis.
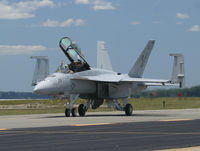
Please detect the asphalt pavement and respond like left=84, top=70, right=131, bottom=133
left=1, top=119, right=200, bottom=151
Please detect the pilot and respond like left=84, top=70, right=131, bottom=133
left=74, top=59, right=84, bottom=71
left=60, top=61, right=65, bottom=71
left=64, top=65, right=73, bottom=74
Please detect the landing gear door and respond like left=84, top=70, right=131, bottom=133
left=59, top=37, right=90, bottom=72
left=97, top=83, right=109, bottom=99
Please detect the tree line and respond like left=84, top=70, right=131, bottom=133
left=139, top=85, right=200, bottom=98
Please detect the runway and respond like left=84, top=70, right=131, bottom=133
left=1, top=109, right=200, bottom=150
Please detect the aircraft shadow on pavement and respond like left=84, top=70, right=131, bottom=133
left=42, top=113, right=170, bottom=118
left=134, top=113, right=170, bottom=117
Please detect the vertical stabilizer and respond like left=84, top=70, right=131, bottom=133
left=31, top=56, right=49, bottom=86
left=128, top=40, right=155, bottom=78
left=97, top=41, right=113, bottom=71
left=170, top=53, right=185, bottom=88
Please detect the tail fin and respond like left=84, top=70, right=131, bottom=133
left=97, top=41, right=113, bottom=71
left=128, top=40, right=155, bottom=78
left=31, top=56, right=49, bottom=86
left=170, top=54, right=185, bottom=88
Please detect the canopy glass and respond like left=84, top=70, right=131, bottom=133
left=59, top=37, right=90, bottom=72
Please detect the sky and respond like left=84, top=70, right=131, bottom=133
left=0, top=0, right=200, bottom=92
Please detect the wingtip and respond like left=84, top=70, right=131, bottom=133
left=149, top=40, right=156, bottom=43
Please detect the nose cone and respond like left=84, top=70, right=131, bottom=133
left=34, top=81, right=55, bottom=95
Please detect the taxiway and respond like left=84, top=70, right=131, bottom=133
left=1, top=109, right=200, bottom=151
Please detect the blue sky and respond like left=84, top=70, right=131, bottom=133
left=0, top=0, right=199, bottom=92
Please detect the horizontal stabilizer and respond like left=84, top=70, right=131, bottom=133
left=144, top=83, right=179, bottom=87
left=31, top=56, right=49, bottom=86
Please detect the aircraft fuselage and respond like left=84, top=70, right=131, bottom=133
left=34, top=68, right=146, bottom=99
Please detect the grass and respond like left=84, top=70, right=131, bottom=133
left=0, top=97, right=200, bottom=116
left=130, top=97, right=200, bottom=110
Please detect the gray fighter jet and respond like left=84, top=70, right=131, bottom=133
left=32, top=37, right=185, bottom=117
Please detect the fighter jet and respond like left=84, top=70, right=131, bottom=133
left=32, top=37, right=185, bottom=117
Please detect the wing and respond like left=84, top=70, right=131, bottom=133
left=72, top=74, right=172, bottom=85
left=72, top=74, right=121, bottom=82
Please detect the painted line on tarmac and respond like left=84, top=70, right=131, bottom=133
left=1, top=128, right=200, bottom=136
left=160, top=119, right=193, bottom=122
left=71, top=123, right=113, bottom=126
left=0, top=128, right=11, bottom=131
left=1, top=131, right=200, bottom=135
left=155, top=146, right=200, bottom=151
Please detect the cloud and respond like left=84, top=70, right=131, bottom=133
left=42, top=19, right=59, bottom=27
left=74, top=19, right=86, bottom=26
left=74, top=0, right=115, bottom=10
left=92, top=0, right=115, bottom=10
left=0, top=0, right=55, bottom=20
left=176, top=13, right=189, bottom=19
left=188, top=25, right=200, bottom=32
left=42, top=19, right=86, bottom=27
left=0, top=45, right=48, bottom=55
left=75, top=0, right=90, bottom=4
left=131, top=21, right=141, bottom=25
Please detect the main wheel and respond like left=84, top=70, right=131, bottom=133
left=125, top=104, right=133, bottom=116
left=65, top=108, right=71, bottom=117
left=78, top=104, right=86, bottom=117
left=71, top=108, right=77, bottom=117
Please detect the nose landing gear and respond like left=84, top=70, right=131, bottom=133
left=65, top=94, right=79, bottom=117
left=65, top=108, right=77, bottom=117
left=65, top=108, right=70, bottom=117
left=71, top=108, right=77, bottom=117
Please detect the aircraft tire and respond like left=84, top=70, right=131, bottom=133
left=125, top=104, right=133, bottom=116
left=65, top=108, right=71, bottom=117
left=71, top=108, right=77, bottom=117
left=78, top=104, right=86, bottom=117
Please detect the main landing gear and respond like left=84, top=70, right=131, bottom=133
left=113, top=99, right=133, bottom=116
left=124, top=103, right=133, bottom=116
left=78, top=104, right=86, bottom=116
left=65, top=96, right=133, bottom=117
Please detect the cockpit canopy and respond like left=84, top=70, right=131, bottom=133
left=59, top=37, right=90, bottom=72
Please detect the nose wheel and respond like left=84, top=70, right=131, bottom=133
left=65, top=108, right=77, bottom=117
left=71, top=108, right=77, bottom=117
left=65, top=108, right=71, bottom=117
